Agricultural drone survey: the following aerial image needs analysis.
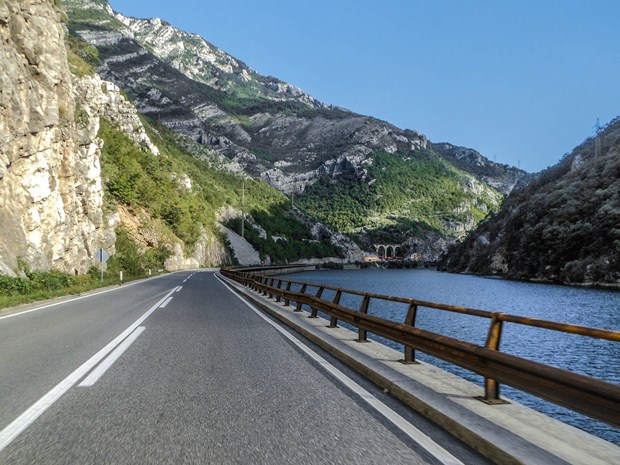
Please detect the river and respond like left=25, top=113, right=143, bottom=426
left=285, top=267, right=620, bottom=446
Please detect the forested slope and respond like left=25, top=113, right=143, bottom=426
left=439, top=118, right=620, bottom=287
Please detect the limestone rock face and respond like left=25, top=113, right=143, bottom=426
left=0, top=0, right=134, bottom=276
left=75, top=75, right=159, bottom=156
left=432, top=143, right=531, bottom=195
left=111, top=11, right=323, bottom=108
left=0, top=0, right=101, bottom=275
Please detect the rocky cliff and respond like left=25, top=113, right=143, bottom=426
left=0, top=0, right=114, bottom=276
left=439, top=118, right=620, bottom=287
left=0, top=0, right=235, bottom=277
left=432, top=143, right=532, bottom=195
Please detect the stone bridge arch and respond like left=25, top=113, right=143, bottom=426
left=374, top=244, right=402, bottom=259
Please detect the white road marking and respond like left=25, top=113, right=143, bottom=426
left=216, top=274, right=465, bottom=465
left=79, top=327, right=145, bottom=387
left=176, top=286, right=183, bottom=292
left=0, top=278, right=152, bottom=321
left=159, top=297, right=173, bottom=308
left=0, top=287, right=177, bottom=454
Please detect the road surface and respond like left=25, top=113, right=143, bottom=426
left=0, top=271, right=490, bottom=464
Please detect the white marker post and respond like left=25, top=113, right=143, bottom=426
left=120, top=270, right=123, bottom=285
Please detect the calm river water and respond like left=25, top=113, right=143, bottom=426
left=286, top=268, right=620, bottom=445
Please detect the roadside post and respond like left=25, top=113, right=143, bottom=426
left=96, top=248, right=110, bottom=281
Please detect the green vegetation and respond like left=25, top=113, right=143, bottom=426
left=298, top=150, right=500, bottom=239
left=100, top=116, right=338, bottom=264
left=105, top=227, right=171, bottom=277
left=224, top=214, right=341, bottom=263
left=100, top=118, right=213, bottom=249
left=0, top=227, right=170, bottom=309
left=66, top=34, right=100, bottom=76
left=0, top=270, right=151, bottom=310
left=64, top=1, right=124, bottom=31
left=440, top=118, right=620, bottom=285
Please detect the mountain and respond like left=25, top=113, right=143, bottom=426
left=0, top=0, right=352, bottom=278
left=438, top=117, right=620, bottom=287
left=61, top=0, right=529, bottom=260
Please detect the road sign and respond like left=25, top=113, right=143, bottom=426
left=96, top=249, right=110, bottom=263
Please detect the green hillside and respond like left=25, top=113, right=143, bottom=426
left=439, top=117, right=620, bottom=286
left=99, top=117, right=339, bottom=267
left=299, top=150, right=501, bottom=244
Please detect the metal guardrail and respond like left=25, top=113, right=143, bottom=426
left=221, top=267, right=620, bottom=428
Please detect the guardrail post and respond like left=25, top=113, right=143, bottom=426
left=268, top=278, right=275, bottom=299
left=261, top=277, right=268, bottom=296
left=309, top=287, right=324, bottom=318
left=480, top=313, right=509, bottom=404
left=284, top=281, right=292, bottom=306
left=295, top=284, right=307, bottom=312
left=401, top=302, right=419, bottom=364
left=356, top=295, right=370, bottom=342
left=329, top=290, right=342, bottom=327
left=275, top=280, right=282, bottom=302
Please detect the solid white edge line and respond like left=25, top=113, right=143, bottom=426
left=0, top=287, right=177, bottom=454
left=79, top=327, right=145, bottom=387
left=0, top=273, right=171, bottom=321
left=159, top=297, right=173, bottom=308
left=215, top=273, right=464, bottom=465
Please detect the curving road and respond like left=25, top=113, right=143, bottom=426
left=0, top=271, right=490, bottom=464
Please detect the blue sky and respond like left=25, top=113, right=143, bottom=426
left=109, top=0, right=620, bottom=173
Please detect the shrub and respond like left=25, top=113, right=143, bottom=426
left=0, top=275, right=33, bottom=296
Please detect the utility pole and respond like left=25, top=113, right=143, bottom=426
left=594, top=117, right=602, bottom=158
left=241, top=179, right=245, bottom=239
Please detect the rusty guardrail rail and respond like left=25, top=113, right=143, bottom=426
left=221, top=267, right=620, bottom=428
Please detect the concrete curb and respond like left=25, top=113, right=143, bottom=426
left=220, top=274, right=620, bottom=465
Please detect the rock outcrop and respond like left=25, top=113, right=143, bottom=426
left=0, top=0, right=115, bottom=276
left=0, top=0, right=214, bottom=276
left=432, top=143, right=531, bottom=195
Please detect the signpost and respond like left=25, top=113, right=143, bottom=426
left=96, top=248, right=110, bottom=281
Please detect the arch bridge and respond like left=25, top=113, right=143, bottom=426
left=374, top=244, right=402, bottom=259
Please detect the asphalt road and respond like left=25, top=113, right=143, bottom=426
left=0, top=271, right=491, bottom=464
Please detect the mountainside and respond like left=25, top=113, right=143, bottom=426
left=438, top=118, right=620, bottom=287
left=62, top=0, right=529, bottom=260
left=0, top=0, right=352, bottom=278
left=431, top=143, right=532, bottom=196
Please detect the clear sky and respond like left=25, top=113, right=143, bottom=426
left=109, top=0, right=620, bottom=173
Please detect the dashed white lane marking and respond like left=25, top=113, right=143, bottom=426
left=0, top=287, right=177, bottom=454
left=159, top=297, right=173, bottom=308
left=216, top=274, right=464, bottom=465
left=79, top=327, right=145, bottom=387
left=176, top=286, right=183, bottom=292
